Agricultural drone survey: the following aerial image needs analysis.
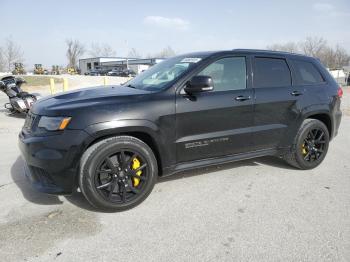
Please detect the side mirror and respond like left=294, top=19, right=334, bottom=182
left=184, top=75, right=214, bottom=94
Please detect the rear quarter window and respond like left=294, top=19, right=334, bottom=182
left=292, top=60, right=325, bottom=85
left=253, top=57, right=291, bottom=88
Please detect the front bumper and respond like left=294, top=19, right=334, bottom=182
left=18, top=129, right=92, bottom=194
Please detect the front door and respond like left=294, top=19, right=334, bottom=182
left=175, top=56, right=254, bottom=163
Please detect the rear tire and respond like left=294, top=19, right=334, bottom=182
left=283, top=119, right=329, bottom=170
left=79, top=136, right=158, bottom=211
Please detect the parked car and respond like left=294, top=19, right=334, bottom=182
left=19, top=49, right=342, bottom=211
left=88, top=68, right=109, bottom=76
left=106, top=68, right=136, bottom=77
left=119, top=69, right=136, bottom=77
left=107, top=68, right=123, bottom=76
left=88, top=69, right=101, bottom=76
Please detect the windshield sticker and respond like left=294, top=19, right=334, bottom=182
left=181, top=58, right=202, bottom=63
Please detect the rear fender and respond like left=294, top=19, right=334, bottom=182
left=279, top=105, right=331, bottom=148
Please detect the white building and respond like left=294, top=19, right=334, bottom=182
left=79, top=57, right=134, bottom=75
left=329, top=69, right=346, bottom=85
left=79, top=57, right=164, bottom=75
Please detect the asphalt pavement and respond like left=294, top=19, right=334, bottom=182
left=0, top=89, right=349, bottom=262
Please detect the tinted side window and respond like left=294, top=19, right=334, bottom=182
left=292, top=60, right=325, bottom=85
left=197, top=57, right=246, bottom=91
left=254, top=57, right=291, bottom=88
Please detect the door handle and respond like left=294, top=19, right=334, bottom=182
left=291, top=91, right=303, bottom=96
left=235, top=95, right=251, bottom=101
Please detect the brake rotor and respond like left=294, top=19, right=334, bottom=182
left=131, top=157, right=142, bottom=187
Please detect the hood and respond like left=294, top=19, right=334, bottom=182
left=31, top=85, right=151, bottom=115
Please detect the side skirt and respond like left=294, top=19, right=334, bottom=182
left=162, top=148, right=284, bottom=177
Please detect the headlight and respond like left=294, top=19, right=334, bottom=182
left=38, top=116, right=71, bottom=131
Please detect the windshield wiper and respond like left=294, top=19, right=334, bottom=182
left=125, top=84, right=136, bottom=89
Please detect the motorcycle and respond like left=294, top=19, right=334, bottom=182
left=0, top=76, right=41, bottom=114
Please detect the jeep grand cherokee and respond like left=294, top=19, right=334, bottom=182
left=19, top=49, right=342, bottom=211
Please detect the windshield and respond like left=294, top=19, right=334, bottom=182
left=124, top=55, right=206, bottom=91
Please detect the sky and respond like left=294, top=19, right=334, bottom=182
left=1, top=0, right=349, bottom=67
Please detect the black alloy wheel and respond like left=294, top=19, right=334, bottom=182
left=94, top=150, right=148, bottom=204
left=301, top=128, right=327, bottom=163
left=284, top=119, right=330, bottom=170
left=79, top=136, right=157, bottom=211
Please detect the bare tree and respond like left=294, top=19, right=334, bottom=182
left=66, top=39, right=85, bottom=69
left=300, top=36, right=327, bottom=57
left=267, top=36, right=350, bottom=69
left=267, top=42, right=300, bottom=53
left=0, top=47, right=4, bottom=72
left=154, top=46, right=176, bottom=58
left=321, top=46, right=336, bottom=68
left=128, top=48, right=142, bottom=58
left=88, top=42, right=116, bottom=57
left=305, top=42, right=349, bottom=69
left=333, top=45, right=350, bottom=69
left=2, top=38, right=24, bottom=71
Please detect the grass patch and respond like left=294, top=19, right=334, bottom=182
left=22, top=76, right=63, bottom=87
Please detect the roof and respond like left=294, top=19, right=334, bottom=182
left=80, top=57, right=122, bottom=61
left=102, top=58, right=165, bottom=66
left=79, top=57, right=140, bottom=61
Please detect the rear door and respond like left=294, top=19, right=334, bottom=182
left=252, top=56, right=304, bottom=150
left=176, top=55, right=254, bottom=163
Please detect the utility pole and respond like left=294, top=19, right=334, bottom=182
left=125, top=40, right=129, bottom=69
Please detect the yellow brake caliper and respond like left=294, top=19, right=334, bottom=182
left=302, top=143, right=307, bottom=156
left=131, top=157, right=142, bottom=187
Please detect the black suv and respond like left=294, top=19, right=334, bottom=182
left=19, top=49, right=342, bottom=211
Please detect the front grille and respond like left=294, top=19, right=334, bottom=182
left=28, top=166, right=56, bottom=188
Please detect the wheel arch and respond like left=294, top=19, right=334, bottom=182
left=304, top=112, right=332, bottom=138
left=83, top=120, right=164, bottom=175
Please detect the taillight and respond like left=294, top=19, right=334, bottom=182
left=337, top=87, right=343, bottom=98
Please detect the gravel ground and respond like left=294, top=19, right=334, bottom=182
left=0, top=84, right=349, bottom=262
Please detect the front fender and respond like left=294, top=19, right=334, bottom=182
left=84, top=119, right=159, bottom=138
left=83, top=119, right=173, bottom=173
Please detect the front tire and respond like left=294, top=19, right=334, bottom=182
left=284, top=119, right=330, bottom=170
left=79, top=136, right=158, bottom=211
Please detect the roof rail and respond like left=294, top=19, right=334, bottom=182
left=232, top=48, right=303, bottom=56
